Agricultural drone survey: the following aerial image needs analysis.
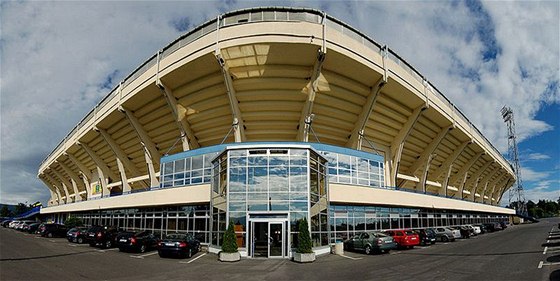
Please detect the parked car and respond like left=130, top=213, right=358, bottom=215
left=384, top=229, right=420, bottom=249
left=116, top=231, right=160, bottom=253
left=432, top=227, right=456, bottom=242
left=86, top=225, right=121, bottom=248
left=483, top=222, right=502, bottom=232
left=414, top=228, right=436, bottom=246
left=471, top=225, right=482, bottom=235
left=158, top=233, right=201, bottom=258
left=474, top=224, right=487, bottom=234
left=343, top=231, right=397, bottom=254
left=19, top=221, right=37, bottom=232
left=39, top=223, right=68, bottom=238
left=1, top=220, right=12, bottom=227
left=8, top=220, right=21, bottom=229
left=447, top=227, right=462, bottom=239
left=67, top=227, right=88, bottom=244
left=27, top=222, right=41, bottom=234
left=499, top=221, right=508, bottom=229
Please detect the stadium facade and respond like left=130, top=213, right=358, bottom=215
left=37, top=7, right=516, bottom=258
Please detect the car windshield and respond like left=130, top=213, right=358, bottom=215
left=165, top=234, right=187, bottom=240
left=405, top=230, right=415, bottom=235
left=375, top=232, right=388, bottom=238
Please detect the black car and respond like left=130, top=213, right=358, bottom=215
left=1, top=220, right=12, bottom=228
left=39, top=223, right=68, bottom=238
left=158, top=233, right=201, bottom=258
left=27, top=222, right=41, bottom=234
left=67, top=227, right=88, bottom=244
left=414, top=228, right=436, bottom=246
left=86, top=225, right=121, bottom=248
left=117, top=231, right=160, bottom=253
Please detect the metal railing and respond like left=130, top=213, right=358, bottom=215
left=39, top=7, right=510, bottom=177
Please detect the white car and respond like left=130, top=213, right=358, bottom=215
left=469, top=225, right=481, bottom=235
left=446, top=227, right=462, bottom=239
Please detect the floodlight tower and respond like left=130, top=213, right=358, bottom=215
left=500, top=106, right=527, bottom=216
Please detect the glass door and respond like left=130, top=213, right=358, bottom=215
left=252, top=221, right=268, bottom=258
left=269, top=222, right=284, bottom=258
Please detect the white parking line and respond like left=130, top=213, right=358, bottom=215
left=338, top=254, right=362, bottom=260
left=543, top=246, right=548, bottom=254
left=538, top=261, right=543, bottom=269
left=96, top=248, right=119, bottom=253
left=130, top=252, right=159, bottom=259
left=178, top=253, right=207, bottom=264
left=539, top=261, right=560, bottom=268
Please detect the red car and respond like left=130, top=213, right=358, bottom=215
left=384, top=229, right=420, bottom=248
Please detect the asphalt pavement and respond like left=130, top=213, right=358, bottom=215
left=1, top=218, right=559, bottom=281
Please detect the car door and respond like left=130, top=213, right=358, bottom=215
left=359, top=233, right=370, bottom=250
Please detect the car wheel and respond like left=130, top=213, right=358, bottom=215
left=197, top=244, right=202, bottom=253
left=187, top=248, right=192, bottom=258
left=442, top=236, right=449, bottom=242
left=118, top=247, right=123, bottom=252
left=105, top=240, right=112, bottom=249
left=158, top=252, right=165, bottom=258
left=78, top=237, right=83, bottom=244
left=89, top=242, right=96, bottom=247
left=365, top=245, right=372, bottom=255
left=383, top=250, right=390, bottom=254
left=140, top=245, right=146, bottom=253
left=47, top=232, right=53, bottom=238
left=408, top=246, right=414, bottom=249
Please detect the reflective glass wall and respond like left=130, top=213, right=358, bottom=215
left=210, top=146, right=328, bottom=250
left=329, top=204, right=510, bottom=241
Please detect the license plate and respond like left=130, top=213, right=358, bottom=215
left=88, top=234, right=94, bottom=237
left=165, top=242, right=175, bottom=246
left=411, top=237, right=416, bottom=240
left=119, top=239, right=127, bottom=242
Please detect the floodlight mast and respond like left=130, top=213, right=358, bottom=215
left=501, top=106, right=527, bottom=216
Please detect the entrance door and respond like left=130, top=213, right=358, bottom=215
left=269, top=223, right=283, bottom=258
left=250, top=220, right=285, bottom=258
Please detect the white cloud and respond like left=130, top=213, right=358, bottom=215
left=1, top=1, right=558, bottom=206
left=525, top=153, right=551, bottom=161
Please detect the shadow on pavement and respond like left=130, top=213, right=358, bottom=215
left=547, top=254, right=560, bottom=263
left=0, top=250, right=94, bottom=262
left=399, top=250, right=542, bottom=257
left=551, top=269, right=560, bottom=281
left=543, top=242, right=560, bottom=247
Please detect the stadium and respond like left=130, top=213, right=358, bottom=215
left=37, top=7, right=516, bottom=258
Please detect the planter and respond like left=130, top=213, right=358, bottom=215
left=219, top=251, right=240, bottom=262
left=293, top=252, right=315, bottom=263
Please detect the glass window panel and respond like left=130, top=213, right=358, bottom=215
left=229, top=202, right=246, bottom=212
left=175, top=159, right=185, bottom=172
left=269, top=155, right=289, bottom=166
left=247, top=202, right=268, bottom=211
left=269, top=166, right=288, bottom=192
left=270, top=201, right=289, bottom=211
left=270, top=193, right=290, bottom=200
left=164, top=162, right=173, bottom=174
left=174, top=173, right=185, bottom=180
left=247, top=192, right=268, bottom=201
left=290, top=201, right=308, bottom=211
left=192, top=155, right=203, bottom=170
left=290, top=192, right=307, bottom=201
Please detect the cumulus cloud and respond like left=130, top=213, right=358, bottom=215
left=525, top=153, right=551, bottom=161
left=1, top=1, right=558, bottom=205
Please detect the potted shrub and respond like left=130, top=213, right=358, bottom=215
left=219, top=220, right=240, bottom=262
left=294, top=218, right=315, bottom=263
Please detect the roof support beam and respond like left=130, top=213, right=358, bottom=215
left=96, top=127, right=148, bottom=190
left=346, top=77, right=386, bottom=149
left=474, top=166, right=500, bottom=202
left=215, top=53, right=245, bottom=142
left=65, top=153, right=92, bottom=181
left=442, top=163, right=454, bottom=196
left=448, top=152, right=484, bottom=187
left=119, top=107, right=160, bottom=187
left=485, top=172, right=506, bottom=204
left=48, top=169, right=71, bottom=203
left=155, top=79, right=199, bottom=151
left=494, top=178, right=513, bottom=205
left=297, top=50, right=326, bottom=142
left=39, top=175, right=60, bottom=205
left=78, top=142, right=118, bottom=197
left=417, top=153, right=435, bottom=193
left=410, top=124, right=453, bottom=177
left=43, top=173, right=64, bottom=204
left=389, top=105, right=426, bottom=186
left=431, top=141, right=470, bottom=180
left=463, top=160, right=494, bottom=196
left=56, top=161, right=85, bottom=200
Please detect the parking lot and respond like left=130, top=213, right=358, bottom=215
left=1, top=218, right=559, bottom=281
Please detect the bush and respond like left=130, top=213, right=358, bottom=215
left=296, top=218, right=313, bottom=254
left=64, top=216, right=84, bottom=229
left=222, top=220, right=238, bottom=253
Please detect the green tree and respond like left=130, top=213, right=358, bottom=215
left=0, top=205, right=13, bottom=218
left=14, top=203, right=30, bottom=215
left=64, top=216, right=84, bottom=228
left=296, top=218, right=313, bottom=254
left=221, top=220, right=238, bottom=253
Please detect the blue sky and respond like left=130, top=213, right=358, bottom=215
left=0, top=1, right=558, bottom=206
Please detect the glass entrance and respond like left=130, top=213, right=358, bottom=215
left=250, top=220, right=285, bottom=258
